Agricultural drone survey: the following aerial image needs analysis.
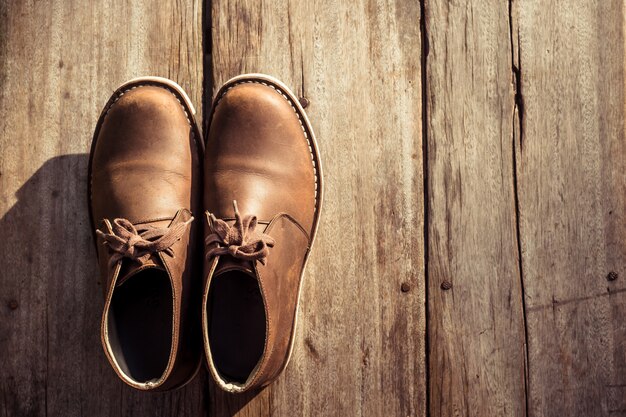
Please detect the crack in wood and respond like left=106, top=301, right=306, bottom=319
left=202, top=0, right=213, bottom=135
left=508, top=1, right=529, bottom=417
left=419, top=0, right=430, bottom=415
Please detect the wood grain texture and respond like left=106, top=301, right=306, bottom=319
left=3, top=0, right=625, bottom=415
left=0, top=0, right=208, bottom=416
left=209, top=0, right=426, bottom=416
left=517, top=1, right=626, bottom=416
left=424, top=1, right=527, bottom=416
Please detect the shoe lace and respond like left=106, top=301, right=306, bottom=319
left=205, top=200, right=275, bottom=265
left=96, top=215, right=193, bottom=268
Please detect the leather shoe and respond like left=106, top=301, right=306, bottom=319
left=202, top=74, right=323, bottom=392
left=89, top=77, right=203, bottom=391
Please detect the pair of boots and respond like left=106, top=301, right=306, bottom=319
left=88, top=74, right=323, bottom=393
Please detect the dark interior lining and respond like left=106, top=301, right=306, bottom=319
left=208, top=270, right=266, bottom=383
left=109, top=269, right=173, bottom=382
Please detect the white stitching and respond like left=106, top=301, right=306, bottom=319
left=212, top=80, right=319, bottom=209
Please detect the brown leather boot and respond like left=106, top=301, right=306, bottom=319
left=202, top=74, right=323, bottom=393
left=89, top=77, right=203, bottom=391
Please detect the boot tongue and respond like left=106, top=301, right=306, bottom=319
left=116, top=255, right=165, bottom=287
left=214, top=255, right=255, bottom=278
left=115, top=219, right=170, bottom=287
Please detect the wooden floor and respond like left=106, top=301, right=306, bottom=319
left=0, top=0, right=624, bottom=416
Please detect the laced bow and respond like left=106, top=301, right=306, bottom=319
left=205, top=200, right=275, bottom=265
left=96, top=215, right=193, bottom=268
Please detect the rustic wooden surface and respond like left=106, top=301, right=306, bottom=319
left=0, top=0, right=209, bottom=416
left=517, top=1, right=626, bottom=416
left=1, top=0, right=625, bottom=416
left=424, top=0, right=527, bottom=416
left=208, top=0, right=425, bottom=416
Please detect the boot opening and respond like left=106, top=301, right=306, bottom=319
left=107, top=269, right=173, bottom=383
left=208, top=270, right=266, bottom=383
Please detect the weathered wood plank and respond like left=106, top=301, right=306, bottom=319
left=517, top=1, right=626, bottom=416
left=7, top=0, right=623, bottom=415
left=425, top=1, right=528, bottom=415
left=209, top=0, right=426, bottom=415
left=0, top=1, right=207, bottom=416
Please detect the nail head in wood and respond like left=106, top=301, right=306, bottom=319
left=8, top=299, right=18, bottom=310
left=299, top=97, right=310, bottom=108
left=607, top=271, right=618, bottom=281
left=441, top=281, right=453, bottom=290
left=400, top=282, right=411, bottom=293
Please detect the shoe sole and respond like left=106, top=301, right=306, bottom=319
left=205, top=73, right=324, bottom=389
left=88, top=76, right=203, bottom=391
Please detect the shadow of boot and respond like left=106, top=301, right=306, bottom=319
left=0, top=153, right=267, bottom=416
left=0, top=154, right=123, bottom=416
